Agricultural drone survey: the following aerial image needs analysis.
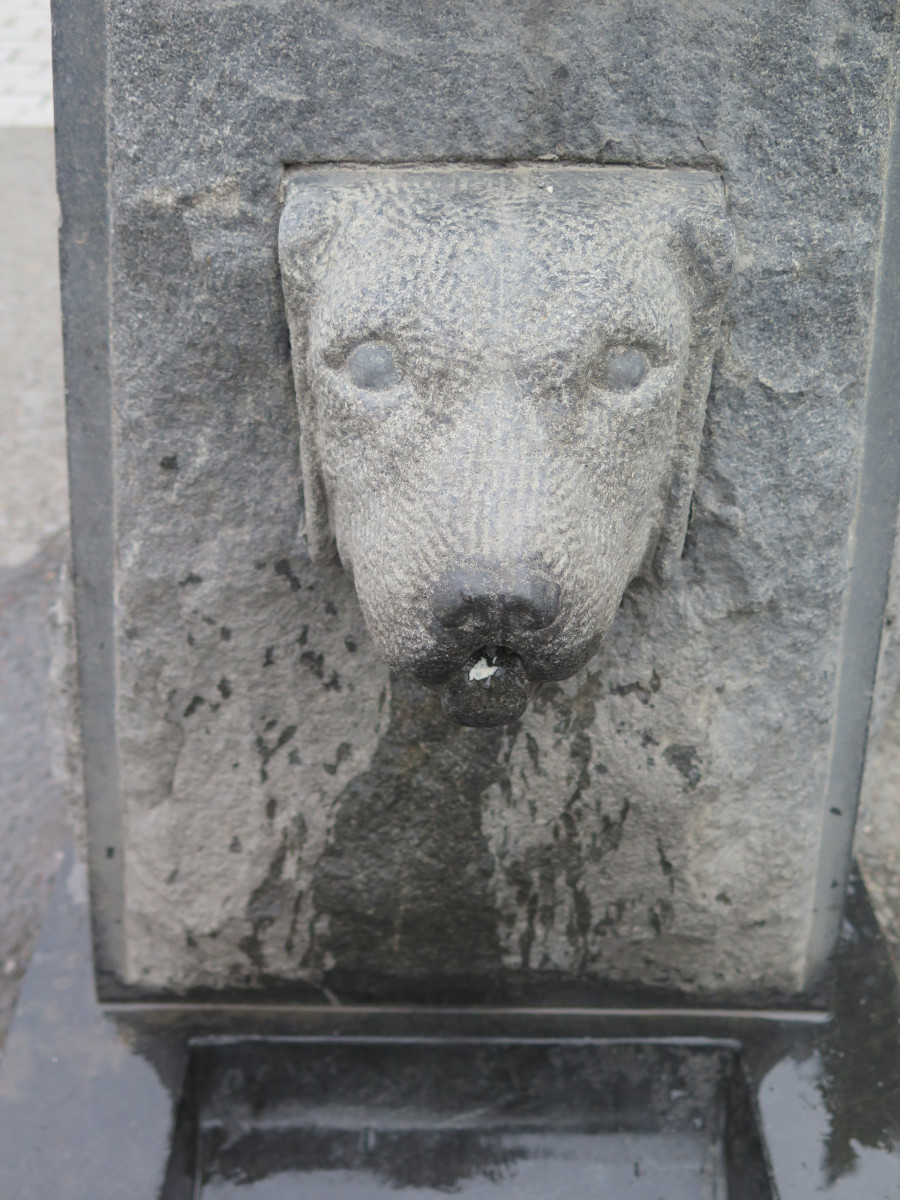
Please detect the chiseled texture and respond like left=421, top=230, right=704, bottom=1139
left=279, top=167, right=733, bottom=728
left=98, top=0, right=898, bottom=1001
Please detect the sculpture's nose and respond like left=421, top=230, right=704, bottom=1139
left=433, top=565, right=561, bottom=633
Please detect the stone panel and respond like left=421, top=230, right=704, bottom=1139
left=74, top=0, right=900, bottom=1000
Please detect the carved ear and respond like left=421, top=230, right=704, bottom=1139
left=667, top=202, right=737, bottom=321
left=278, top=184, right=341, bottom=563
left=654, top=199, right=735, bottom=583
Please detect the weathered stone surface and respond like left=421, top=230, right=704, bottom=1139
left=72, top=0, right=900, bottom=1001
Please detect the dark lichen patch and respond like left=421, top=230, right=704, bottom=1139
left=297, top=625, right=309, bottom=646
left=183, top=695, right=205, bottom=718
left=569, top=731, right=592, bottom=768
left=657, top=839, right=675, bottom=891
left=284, top=888, right=305, bottom=956
left=322, top=741, right=352, bottom=776
left=525, top=732, right=541, bottom=773
left=159, top=454, right=178, bottom=470
left=324, top=600, right=338, bottom=616
left=593, top=797, right=631, bottom=861
left=218, top=677, right=232, bottom=699
left=609, top=672, right=659, bottom=706
left=220, top=626, right=232, bottom=641
left=242, top=846, right=287, bottom=970
left=657, top=839, right=673, bottom=876
left=300, top=650, right=324, bottom=678
left=230, top=836, right=242, bottom=853
left=179, top=572, right=203, bottom=587
left=663, top=743, right=702, bottom=790
left=274, top=558, right=302, bottom=592
left=594, top=897, right=628, bottom=938
left=255, top=723, right=298, bottom=783
left=649, top=898, right=674, bottom=936
left=297, top=645, right=341, bottom=690
left=610, top=680, right=644, bottom=698
left=263, top=646, right=275, bottom=667
left=344, top=635, right=357, bottom=653
left=265, top=798, right=277, bottom=820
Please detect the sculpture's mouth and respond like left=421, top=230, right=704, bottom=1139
left=434, top=645, right=537, bottom=727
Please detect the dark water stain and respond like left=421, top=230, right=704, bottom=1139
left=204, top=1127, right=530, bottom=1194
left=306, top=677, right=510, bottom=1002
left=273, top=559, right=302, bottom=592
left=502, top=673, right=630, bottom=975
left=663, top=743, right=702, bottom=790
left=240, top=816, right=308, bottom=973
left=255, top=724, right=297, bottom=783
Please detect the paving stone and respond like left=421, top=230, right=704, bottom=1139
left=0, top=0, right=51, bottom=128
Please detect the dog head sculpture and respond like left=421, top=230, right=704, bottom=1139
left=279, top=166, right=734, bottom=727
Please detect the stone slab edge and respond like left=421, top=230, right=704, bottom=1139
left=807, top=56, right=900, bottom=982
left=51, top=0, right=125, bottom=986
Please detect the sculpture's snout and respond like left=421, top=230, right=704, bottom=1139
left=433, top=566, right=561, bottom=634
left=425, top=563, right=560, bottom=726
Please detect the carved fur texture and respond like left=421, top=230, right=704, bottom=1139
left=280, top=166, right=733, bottom=725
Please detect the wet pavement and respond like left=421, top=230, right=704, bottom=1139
left=2, top=850, right=900, bottom=1198
left=0, top=123, right=68, bottom=1051
left=0, top=536, right=66, bottom=1048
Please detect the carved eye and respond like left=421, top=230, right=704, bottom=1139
left=598, top=347, right=649, bottom=391
left=347, top=341, right=400, bottom=391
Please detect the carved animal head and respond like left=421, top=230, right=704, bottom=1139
left=280, top=166, right=733, bottom=726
